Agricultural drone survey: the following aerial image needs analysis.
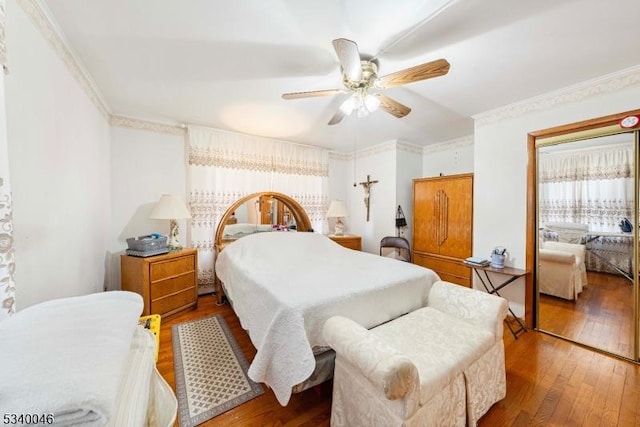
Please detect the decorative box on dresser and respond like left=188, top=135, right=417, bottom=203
left=328, top=234, right=362, bottom=251
left=121, top=248, right=198, bottom=317
left=412, top=173, right=473, bottom=287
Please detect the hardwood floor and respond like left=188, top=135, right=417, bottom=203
left=158, top=295, right=640, bottom=426
left=539, top=271, right=633, bottom=358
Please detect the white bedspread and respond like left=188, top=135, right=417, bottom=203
left=0, top=291, right=143, bottom=426
left=215, top=232, right=439, bottom=405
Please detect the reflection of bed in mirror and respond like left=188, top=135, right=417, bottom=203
left=213, top=192, right=439, bottom=406
left=222, top=223, right=273, bottom=239
left=541, top=224, right=633, bottom=283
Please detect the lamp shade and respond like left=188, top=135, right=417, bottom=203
left=149, top=194, right=192, bottom=220
left=326, top=200, right=349, bottom=218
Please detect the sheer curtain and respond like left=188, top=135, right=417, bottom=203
left=539, top=144, right=634, bottom=231
left=188, top=126, right=328, bottom=294
left=539, top=144, right=634, bottom=274
left=0, top=0, right=14, bottom=320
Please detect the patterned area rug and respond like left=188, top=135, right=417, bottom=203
left=172, top=315, right=264, bottom=426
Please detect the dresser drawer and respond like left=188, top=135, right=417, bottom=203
left=151, top=288, right=197, bottom=315
left=150, top=272, right=196, bottom=299
left=328, top=235, right=362, bottom=251
left=150, top=255, right=195, bottom=282
left=121, top=249, right=198, bottom=317
left=413, top=252, right=471, bottom=287
left=436, top=272, right=471, bottom=287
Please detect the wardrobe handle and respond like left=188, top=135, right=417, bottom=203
left=441, top=191, right=448, bottom=246
left=435, top=189, right=449, bottom=247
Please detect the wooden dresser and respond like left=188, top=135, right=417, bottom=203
left=412, top=174, right=473, bottom=287
left=328, top=234, right=362, bottom=251
left=121, top=248, right=198, bottom=317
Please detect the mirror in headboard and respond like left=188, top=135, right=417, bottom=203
left=214, top=191, right=313, bottom=248
left=229, top=195, right=294, bottom=228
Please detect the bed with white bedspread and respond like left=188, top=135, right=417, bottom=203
left=215, top=231, right=439, bottom=405
left=0, top=291, right=177, bottom=427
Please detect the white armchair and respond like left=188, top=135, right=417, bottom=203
left=322, top=281, right=508, bottom=427
left=539, top=240, right=587, bottom=300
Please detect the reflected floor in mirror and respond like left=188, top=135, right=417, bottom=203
left=539, top=271, right=633, bottom=358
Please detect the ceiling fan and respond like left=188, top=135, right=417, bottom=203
left=282, top=38, right=450, bottom=125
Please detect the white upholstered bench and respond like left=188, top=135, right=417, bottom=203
left=322, top=280, right=509, bottom=427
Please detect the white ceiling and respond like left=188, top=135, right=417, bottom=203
left=41, top=0, right=640, bottom=151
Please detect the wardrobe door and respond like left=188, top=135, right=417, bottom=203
left=413, top=179, right=441, bottom=254
left=438, top=175, right=473, bottom=259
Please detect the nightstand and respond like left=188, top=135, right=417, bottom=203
left=121, top=248, right=198, bottom=317
left=328, top=234, right=362, bottom=251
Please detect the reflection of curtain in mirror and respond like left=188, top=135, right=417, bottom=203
left=539, top=144, right=633, bottom=274
left=539, top=144, right=633, bottom=230
left=0, top=0, right=14, bottom=320
left=187, top=126, right=329, bottom=293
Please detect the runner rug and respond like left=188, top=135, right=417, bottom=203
left=172, top=315, right=264, bottom=426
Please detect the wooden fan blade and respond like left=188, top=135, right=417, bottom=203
left=374, top=93, right=411, bottom=118
left=377, top=58, right=450, bottom=89
left=328, top=109, right=346, bottom=126
left=282, top=89, right=342, bottom=100
left=332, top=38, right=362, bottom=81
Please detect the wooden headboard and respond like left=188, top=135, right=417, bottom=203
left=214, top=191, right=313, bottom=248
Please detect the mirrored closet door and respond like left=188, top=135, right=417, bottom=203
left=532, top=111, right=640, bottom=361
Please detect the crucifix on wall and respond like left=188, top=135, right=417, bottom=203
left=358, top=175, right=379, bottom=221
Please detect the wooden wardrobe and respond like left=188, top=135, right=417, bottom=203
left=412, top=173, right=473, bottom=287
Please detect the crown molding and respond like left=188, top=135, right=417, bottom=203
left=474, top=64, right=640, bottom=128
left=397, top=140, right=424, bottom=155
left=423, top=135, right=473, bottom=154
left=18, top=0, right=110, bottom=118
left=330, top=139, right=423, bottom=161
left=329, top=151, right=350, bottom=161
left=110, top=115, right=186, bottom=135
left=354, top=139, right=397, bottom=159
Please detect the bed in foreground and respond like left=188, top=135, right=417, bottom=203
left=0, top=291, right=177, bottom=426
left=215, top=231, right=439, bottom=405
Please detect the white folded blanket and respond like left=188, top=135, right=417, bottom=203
left=0, top=291, right=143, bottom=427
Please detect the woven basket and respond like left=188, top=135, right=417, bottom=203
left=126, top=235, right=167, bottom=251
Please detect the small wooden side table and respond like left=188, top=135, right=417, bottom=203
left=328, top=234, right=362, bottom=251
left=121, top=248, right=198, bottom=317
left=465, top=263, right=529, bottom=339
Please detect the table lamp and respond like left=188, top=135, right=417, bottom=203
left=326, top=200, right=349, bottom=236
left=149, top=194, right=192, bottom=250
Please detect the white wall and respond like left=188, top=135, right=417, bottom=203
left=347, top=142, right=395, bottom=253
left=327, top=153, right=349, bottom=233
left=474, top=78, right=640, bottom=318
left=422, top=135, right=474, bottom=177
left=5, top=2, right=111, bottom=308
left=109, top=126, right=187, bottom=290
left=343, top=141, right=423, bottom=253
left=395, top=143, right=422, bottom=244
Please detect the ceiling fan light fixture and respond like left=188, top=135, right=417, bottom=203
left=364, top=94, right=380, bottom=113
left=340, top=91, right=380, bottom=118
left=282, top=38, right=450, bottom=126
left=339, top=94, right=359, bottom=115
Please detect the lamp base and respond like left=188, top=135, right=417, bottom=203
left=334, top=218, right=345, bottom=236
left=168, top=219, right=182, bottom=251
